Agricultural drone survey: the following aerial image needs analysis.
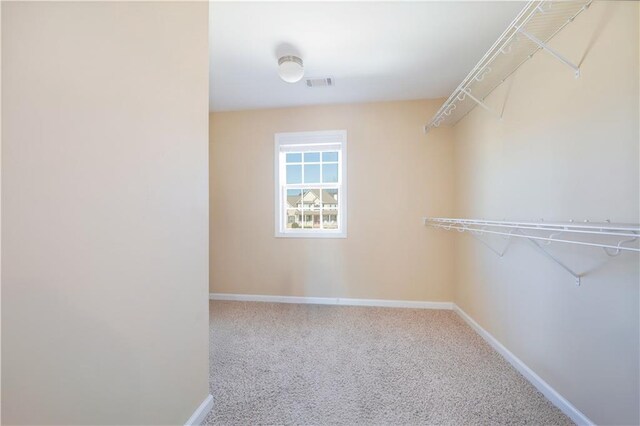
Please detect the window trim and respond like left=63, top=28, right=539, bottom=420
left=274, top=130, right=347, bottom=238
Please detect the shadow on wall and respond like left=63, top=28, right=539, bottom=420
left=578, top=1, right=619, bottom=67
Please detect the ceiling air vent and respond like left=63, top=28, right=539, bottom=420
left=305, top=77, right=334, bottom=88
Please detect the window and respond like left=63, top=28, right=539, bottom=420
left=275, top=130, right=347, bottom=238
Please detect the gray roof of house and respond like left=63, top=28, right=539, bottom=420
left=287, top=189, right=338, bottom=208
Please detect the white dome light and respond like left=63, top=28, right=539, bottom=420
left=278, top=56, right=304, bottom=83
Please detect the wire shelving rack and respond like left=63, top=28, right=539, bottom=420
left=424, top=0, right=592, bottom=133
left=424, top=217, right=640, bottom=285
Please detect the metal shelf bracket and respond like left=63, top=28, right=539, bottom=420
left=515, top=229, right=582, bottom=286
left=466, top=227, right=581, bottom=285
left=460, top=89, right=501, bottom=119
left=470, top=231, right=512, bottom=258
left=517, top=29, right=581, bottom=78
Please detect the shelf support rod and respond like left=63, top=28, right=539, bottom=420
left=517, top=29, right=580, bottom=78
left=514, top=229, right=582, bottom=286
left=470, top=232, right=512, bottom=257
left=460, top=88, right=501, bottom=119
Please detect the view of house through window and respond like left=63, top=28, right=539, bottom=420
left=275, top=131, right=347, bottom=237
left=285, top=152, right=339, bottom=230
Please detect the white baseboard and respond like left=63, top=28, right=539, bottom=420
left=185, top=394, right=213, bottom=426
left=452, top=304, right=594, bottom=426
left=209, top=293, right=453, bottom=310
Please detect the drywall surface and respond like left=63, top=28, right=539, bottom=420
left=210, top=100, right=455, bottom=301
left=452, top=2, right=639, bottom=424
left=1, top=3, right=209, bottom=424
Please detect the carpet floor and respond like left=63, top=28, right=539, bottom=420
left=205, top=301, right=572, bottom=425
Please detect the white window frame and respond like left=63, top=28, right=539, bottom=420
left=274, top=130, right=347, bottom=238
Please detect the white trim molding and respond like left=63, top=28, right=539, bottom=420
left=184, top=394, right=213, bottom=426
left=209, top=293, right=452, bottom=310
left=453, top=304, right=594, bottom=426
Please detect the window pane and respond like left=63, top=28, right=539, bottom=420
left=286, top=209, right=302, bottom=229
left=322, top=213, right=339, bottom=230
left=303, top=211, right=316, bottom=229
left=304, top=152, right=320, bottom=162
left=286, top=165, right=302, bottom=184
left=304, top=213, right=317, bottom=229
left=322, top=189, right=339, bottom=230
left=322, top=163, right=338, bottom=183
left=304, top=164, right=320, bottom=183
left=302, top=188, right=321, bottom=209
left=322, top=189, right=338, bottom=209
left=286, top=189, right=302, bottom=229
left=286, top=153, right=302, bottom=163
left=287, top=190, right=302, bottom=210
left=303, top=188, right=321, bottom=229
left=287, top=189, right=302, bottom=198
left=322, top=151, right=339, bottom=162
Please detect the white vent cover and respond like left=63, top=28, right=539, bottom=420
left=305, top=77, right=334, bottom=88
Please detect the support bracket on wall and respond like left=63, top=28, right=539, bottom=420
left=465, top=227, right=580, bottom=285
left=516, top=29, right=580, bottom=78
left=515, top=229, right=582, bottom=286
left=469, top=229, right=512, bottom=257
left=459, top=89, right=502, bottom=119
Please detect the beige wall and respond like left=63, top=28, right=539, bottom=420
left=210, top=100, right=455, bottom=301
left=452, top=2, right=639, bottom=424
left=1, top=2, right=209, bottom=424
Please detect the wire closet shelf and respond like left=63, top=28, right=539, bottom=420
left=424, top=0, right=591, bottom=133
left=424, top=218, right=640, bottom=286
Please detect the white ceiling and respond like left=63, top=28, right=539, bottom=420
left=209, top=1, right=525, bottom=112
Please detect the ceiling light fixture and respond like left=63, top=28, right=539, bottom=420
left=278, top=55, right=304, bottom=83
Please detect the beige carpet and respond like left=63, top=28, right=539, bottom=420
left=205, top=301, right=572, bottom=425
